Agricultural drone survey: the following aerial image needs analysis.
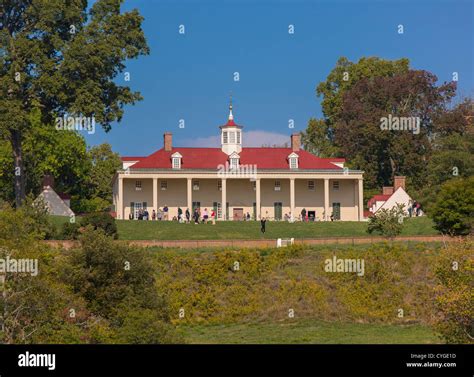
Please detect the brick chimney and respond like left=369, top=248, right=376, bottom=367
left=393, top=176, right=406, bottom=191
left=382, top=186, right=394, bottom=195
left=291, top=133, right=301, bottom=152
left=42, top=174, right=55, bottom=189
left=164, top=132, right=172, bottom=152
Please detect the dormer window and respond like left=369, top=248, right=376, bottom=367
left=229, top=152, right=240, bottom=170
left=288, top=152, right=299, bottom=169
left=171, top=152, right=182, bottom=169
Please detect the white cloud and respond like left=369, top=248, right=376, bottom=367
left=180, top=130, right=291, bottom=148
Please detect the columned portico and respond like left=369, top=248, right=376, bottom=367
left=290, top=178, right=295, bottom=221
left=221, top=178, right=227, bottom=220
left=324, top=178, right=329, bottom=221
left=153, top=178, right=158, bottom=214
left=255, top=178, right=261, bottom=220
left=187, top=178, right=192, bottom=211
left=118, top=177, right=123, bottom=219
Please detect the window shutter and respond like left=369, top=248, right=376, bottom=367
left=130, top=202, right=135, bottom=219
left=143, top=202, right=147, bottom=210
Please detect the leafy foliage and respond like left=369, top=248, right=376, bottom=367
left=367, top=204, right=407, bottom=238
left=431, top=177, right=474, bottom=236
left=80, top=212, right=118, bottom=239
left=434, top=241, right=474, bottom=343
left=0, top=0, right=149, bottom=205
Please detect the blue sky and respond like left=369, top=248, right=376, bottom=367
left=84, top=0, right=474, bottom=156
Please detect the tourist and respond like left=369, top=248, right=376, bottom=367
left=203, top=208, right=209, bottom=223
left=260, top=217, right=266, bottom=234
left=246, top=212, right=251, bottom=221
left=193, top=208, right=200, bottom=224
left=330, top=212, right=334, bottom=222
left=301, top=208, right=307, bottom=222
left=185, top=208, right=190, bottom=223
left=157, top=207, right=163, bottom=221
left=129, top=211, right=134, bottom=220
left=211, top=209, right=216, bottom=225
left=178, top=207, right=183, bottom=220
left=152, top=209, right=156, bottom=220
left=144, top=209, right=149, bottom=220
left=416, top=202, right=421, bottom=216
left=163, top=205, right=169, bottom=221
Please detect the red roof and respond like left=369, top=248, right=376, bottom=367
left=121, top=156, right=144, bottom=161
left=128, top=148, right=344, bottom=170
left=363, top=210, right=374, bottom=218
left=367, top=194, right=392, bottom=208
left=222, top=119, right=239, bottom=127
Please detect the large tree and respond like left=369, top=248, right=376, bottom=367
left=0, top=0, right=149, bottom=206
left=333, top=70, right=456, bottom=188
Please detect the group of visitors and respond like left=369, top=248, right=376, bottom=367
left=191, top=207, right=216, bottom=224
left=408, top=200, right=422, bottom=217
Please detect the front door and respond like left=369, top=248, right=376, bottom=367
left=274, top=202, right=282, bottom=220
left=134, top=202, right=143, bottom=219
left=332, top=202, right=341, bottom=220
left=233, top=208, right=244, bottom=221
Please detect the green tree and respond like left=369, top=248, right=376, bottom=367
left=0, top=0, right=149, bottom=206
left=431, top=177, right=474, bottom=236
left=301, top=118, right=339, bottom=157
left=316, top=56, right=410, bottom=124
left=367, top=204, right=407, bottom=238
left=418, top=133, right=474, bottom=213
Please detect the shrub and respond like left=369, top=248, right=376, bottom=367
left=431, top=177, right=474, bottom=236
left=80, top=212, right=118, bottom=239
left=60, top=221, right=81, bottom=240
left=367, top=203, right=407, bottom=238
left=72, top=197, right=111, bottom=214
left=434, top=241, right=474, bottom=343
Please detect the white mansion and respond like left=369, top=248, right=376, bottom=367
left=112, top=103, right=364, bottom=221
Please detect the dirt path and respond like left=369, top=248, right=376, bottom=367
left=44, top=235, right=457, bottom=249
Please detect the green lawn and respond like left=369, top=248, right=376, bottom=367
left=50, top=215, right=438, bottom=240
left=179, top=320, right=440, bottom=344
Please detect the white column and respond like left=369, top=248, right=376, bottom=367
left=290, top=178, right=295, bottom=221
left=118, top=177, right=123, bottom=220
left=153, top=178, right=158, bottom=213
left=221, top=178, right=227, bottom=220
left=187, top=178, right=192, bottom=211
left=358, top=179, right=364, bottom=221
left=324, top=178, right=329, bottom=221
left=255, top=179, right=261, bottom=220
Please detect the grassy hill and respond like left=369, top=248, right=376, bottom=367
left=180, top=320, right=440, bottom=344
left=145, top=241, right=467, bottom=344
left=51, top=215, right=438, bottom=240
